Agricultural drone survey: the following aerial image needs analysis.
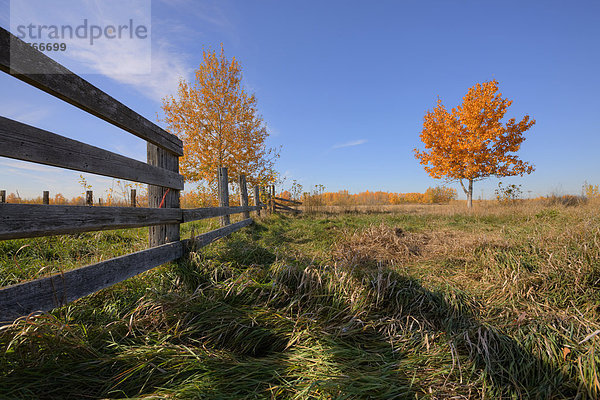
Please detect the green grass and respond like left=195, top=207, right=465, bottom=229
left=1, top=205, right=599, bottom=398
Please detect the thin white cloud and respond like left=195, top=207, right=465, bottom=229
left=0, top=101, right=53, bottom=125
left=332, top=139, right=368, bottom=149
left=0, top=158, right=55, bottom=172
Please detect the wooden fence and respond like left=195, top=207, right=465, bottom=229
left=0, top=27, right=264, bottom=323
left=263, top=185, right=302, bottom=213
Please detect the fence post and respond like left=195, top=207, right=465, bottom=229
left=86, top=190, right=93, bottom=206
left=239, top=174, right=250, bottom=219
left=254, top=185, right=261, bottom=216
left=148, top=144, right=180, bottom=247
left=0, top=190, right=6, bottom=203
left=270, top=185, right=276, bottom=214
left=43, top=191, right=49, bottom=205
left=130, top=189, right=136, bottom=207
left=218, top=167, right=230, bottom=226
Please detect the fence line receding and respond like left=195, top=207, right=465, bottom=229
left=0, top=27, right=263, bottom=324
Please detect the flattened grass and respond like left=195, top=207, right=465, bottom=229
left=1, top=203, right=599, bottom=398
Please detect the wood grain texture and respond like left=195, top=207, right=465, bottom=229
left=0, top=218, right=254, bottom=323
left=274, top=203, right=302, bottom=213
left=218, top=167, right=230, bottom=226
left=254, top=185, right=261, bottom=216
left=182, top=206, right=258, bottom=223
left=0, top=203, right=182, bottom=240
left=147, top=143, right=180, bottom=246
left=0, top=27, right=183, bottom=156
left=0, top=241, right=185, bottom=323
left=274, top=196, right=302, bottom=205
left=184, top=218, right=253, bottom=249
left=238, top=175, right=250, bottom=219
left=0, top=117, right=184, bottom=189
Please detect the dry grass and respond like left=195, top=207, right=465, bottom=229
left=1, top=202, right=600, bottom=398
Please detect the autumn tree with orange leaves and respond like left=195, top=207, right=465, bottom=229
left=162, top=46, right=278, bottom=190
left=414, top=80, right=535, bottom=208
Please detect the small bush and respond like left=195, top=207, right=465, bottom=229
left=544, top=194, right=586, bottom=207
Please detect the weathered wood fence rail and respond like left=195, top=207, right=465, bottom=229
left=0, top=27, right=263, bottom=323
left=264, top=185, right=302, bottom=214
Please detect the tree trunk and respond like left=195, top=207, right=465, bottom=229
left=467, top=179, right=473, bottom=209
left=460, top=179, right=474, bottom=209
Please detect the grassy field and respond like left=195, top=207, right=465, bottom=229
left=1, top=202, right=599, bottom=399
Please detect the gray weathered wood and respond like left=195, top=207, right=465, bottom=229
left=148, top=143, right=180, bottom=246
left=0, top=190, right=5, bottom=203
left=131, top=189, right=137, bottom=207
left=42, top=191, right=49, bottom=205
left=182, top=206, right=258, bottom=223
left=0, top=240, right=185, bottom=323
left=0, top=203, right=182, bottom=240
left=274, top=203, right=302, bottom=213
left=274, top=196, right=302, bottom=205
left=0, top=28, right=183, bottom=156
left=186, top=218, right=253, bottom=249
left=0, top=218, right=254, bottom=323
left=0, top=117, right=184, bottom=189
left=254, top=185, right=261, bottom=216
left=270, top=185, right=275, bottom=213
left=218, top=167, right=230, bottom=226
left=86, top=191, right=93, bottom=206
left=239, top=174, right=250, bottom=219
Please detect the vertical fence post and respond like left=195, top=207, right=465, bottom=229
left=0, top=190, right=6, bottom=203
left=42, top=191, right=49, bottom=205
left=239, top=174, right=250, bottom=219
left=148, top=144, right=180, bottom=247
left=86, top=190, right=93, bottom=206
left=218, top=167, right=230, bottom=226
left=254, top=185, right=261, bottom=216
left=130, top=189, right=136, bottom=207
left=270, top=185, right=276, bottom=214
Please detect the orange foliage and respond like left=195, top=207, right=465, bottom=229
left=414, top=80, right=535, bottom=207
left=161, top=45, right=279, bottom=189
left=304, top=187, right=456, bottom=206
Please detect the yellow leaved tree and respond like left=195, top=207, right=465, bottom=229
left=161, top=45, right=278, bottom=191
left=414, top=80, right=535, bottom=208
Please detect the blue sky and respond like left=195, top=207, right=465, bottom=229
left=1, top=0, right=599, bottom=200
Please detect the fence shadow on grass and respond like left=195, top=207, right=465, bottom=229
left=0, top=225, right=586, bottom=399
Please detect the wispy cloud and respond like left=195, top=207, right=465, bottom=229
left=332, top=139, right=368, bottom=149
left=8, top=0, right=192, bottom=102
left=0, top=101, right=53, bottom=125
left=0, top=158, right=58, bottom=172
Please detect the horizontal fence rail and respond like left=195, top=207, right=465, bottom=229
left=0, top=204, right=182, bottom=240
left=0, top=26, right=266, bottom=324
left=0, top=117, right=184, bottom=190
left=0, top=27, right=183, bottom=156
left=0, top=204, right=260, bottom=240
left=274, top=196, right=302, bottom=205
left=182, top=206, right=259, bottom=223
left=274, top=203, right=302, bottom=213
left=0, top=219, right=252, bottom=323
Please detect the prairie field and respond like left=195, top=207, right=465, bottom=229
left=1, top=201, right=599, bottom=399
